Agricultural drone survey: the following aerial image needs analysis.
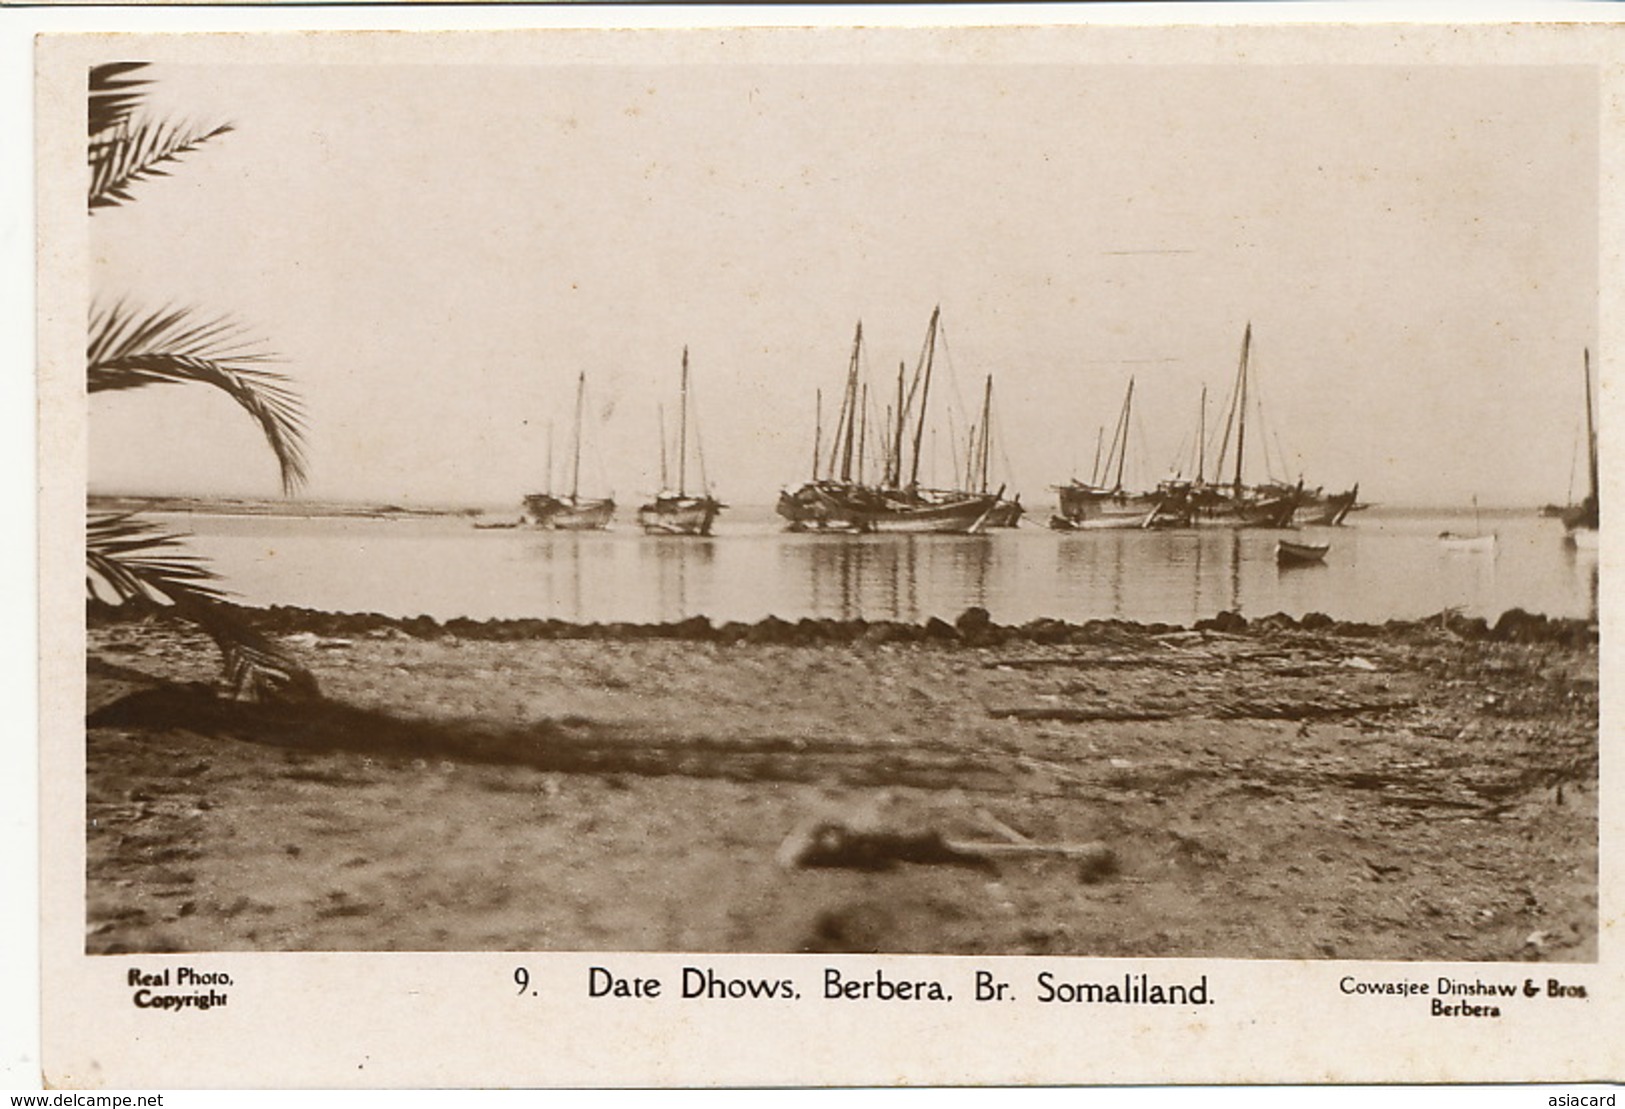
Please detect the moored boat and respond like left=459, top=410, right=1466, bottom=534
left=1147, top=324, right=1311, bottom=530
left=639, top=494, right=722, bottom=536
left=637, top=347, right=724, bottom=537
left=779, top=307, right=1010, bottom=535
left=778, top=322, right=867, bottom=532
left=1292, top=484, right=1361, bottom=527
left=525, top=371, right=615, bottom=530
left=1440, top=497, right=1495, bottom=552
left=957, top=374, right=1023, bottom=527
left=1276, top=538, right=1330, bottom=565
left=1439, top=532, right=1496, bottom=553
left=1051, top=377, right=1162, bottom=530
left=813, top=484, right=1003, bottom=534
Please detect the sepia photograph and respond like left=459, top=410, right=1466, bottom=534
left=32, top=15, right=1620, bottom=1088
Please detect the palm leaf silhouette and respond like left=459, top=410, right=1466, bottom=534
left=90, top=119, right=234, bottom=212
left=88, top=62, right=232, bottom=212
left=87, top=64, right=318, bottom=701
left=88, top=62, right=150, bottom=137
left=88, top=513, right=317, bottom=701
left=89, top=300, right=308, bottom=494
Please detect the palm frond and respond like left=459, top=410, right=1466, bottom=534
left=88, top=301, right=309, bottom=494
left=88, top=512, right=318, bottom=702
left=89, top=62, right=151, bottom=138
left=89, top=118, right=233, bottom=212
left=86, top=511, right=226, bottom=606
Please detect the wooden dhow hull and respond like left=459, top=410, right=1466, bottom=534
left=638, top=495, right=723, bottom=536
left=776, top=483, right=863, bottom=532
left=1049, top=507, right=1159, bottom=531
left=1292, top=486, right=1361, bottom=527
left=799, top=484, right=1002, bottom=534
left=1150, top=484, right=1302, bottom=530
left=525, top=494, right=616, bottom=531
left=1050, top=485, right=1162, bottom=530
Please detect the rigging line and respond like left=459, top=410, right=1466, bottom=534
left=1202, top=398, right=1228, bottom=481
left=1256, top=382, right=1287, bottom=483
left=692, top=390, right=710, bottom=496
left=1213, top=336, right=1244, bottom=485
left=1568, top=418, right=1581, bottom=504
left=657, top=404, right=668, bottom=492
left=544, top=420, right=554, bottom=498
left=992, top=385, right=1018, bottom=492
left=1131, top=402, right=1155, bottom=490
left=1168, top=431, right=1191, bottom=481
left=1271, top=429, right=1293, bottom=486
left=1247, top=350, right=1281, bottom=481
left=934, top=320, right=975, bottom=446
left=587, top=400, right=613, bottom=499
left=937, top=322, right=966, bottom=484
left=944, top=402, right=962, bottom=489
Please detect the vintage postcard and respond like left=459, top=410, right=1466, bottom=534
left=34, top=14, right=1622, bottom=1088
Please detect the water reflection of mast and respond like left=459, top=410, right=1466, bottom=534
left=839, top=539, right=860, bottom=621
left=899, top=537, right=920, bottom=622
left=555, top=535, right=583, bottom=623
left=1228, top=529, right=1243, bottom=613
left=1591, top=561, right=1599, bottom=625
left=1191, top=532, right=1205, bottom=625
left=651, top=538, right=689, bottom=622
left=950, top=533, right=994, bottom=612
left=970, top=535, right=991, bottom=610
left=1108, top=533, right=1126, bottom=618
left=1561, top=535, right=1600, bottom=624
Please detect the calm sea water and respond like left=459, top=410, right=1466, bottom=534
left=150, top=506, right=1598, bottom=628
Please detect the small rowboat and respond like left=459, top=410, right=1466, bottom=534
left=1438, top=532, right=1496, bottom=553
left=1276, top=538, right=1330, bottom=565
left=1440, top=495, right=1495, bottom=552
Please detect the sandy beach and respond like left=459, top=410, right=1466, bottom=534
left=84, top=605, right=1597, bottom=959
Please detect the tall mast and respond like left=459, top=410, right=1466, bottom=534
left=1113, top=377, right=1135, bottom=492
left=1585, top=347, right=1598, bottom=508
left=909, top=305, right=941, bottom=489
left=840, top=322, right=862, bottom=482
left=657, top=405, right=668, bottom=491
left=1233, top=323, right=1252, bottom=495
left=812, top=388, right=823, bottom=481
left=857, top=382, right=868, bottom=485
left=678, top=347, right=689, bottom=497
left=892, top=362, right=906, bottom=487
left=1196, top=384, right=1207, bottom=484
left=979, top=374, right=994, bottom=493
left=571, top=371, right=585, bottom=502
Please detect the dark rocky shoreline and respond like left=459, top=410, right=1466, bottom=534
left=88, top=597, right=1596, bottom=649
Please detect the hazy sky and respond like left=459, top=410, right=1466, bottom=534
left=88, top=56, right=1599, bottom=508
